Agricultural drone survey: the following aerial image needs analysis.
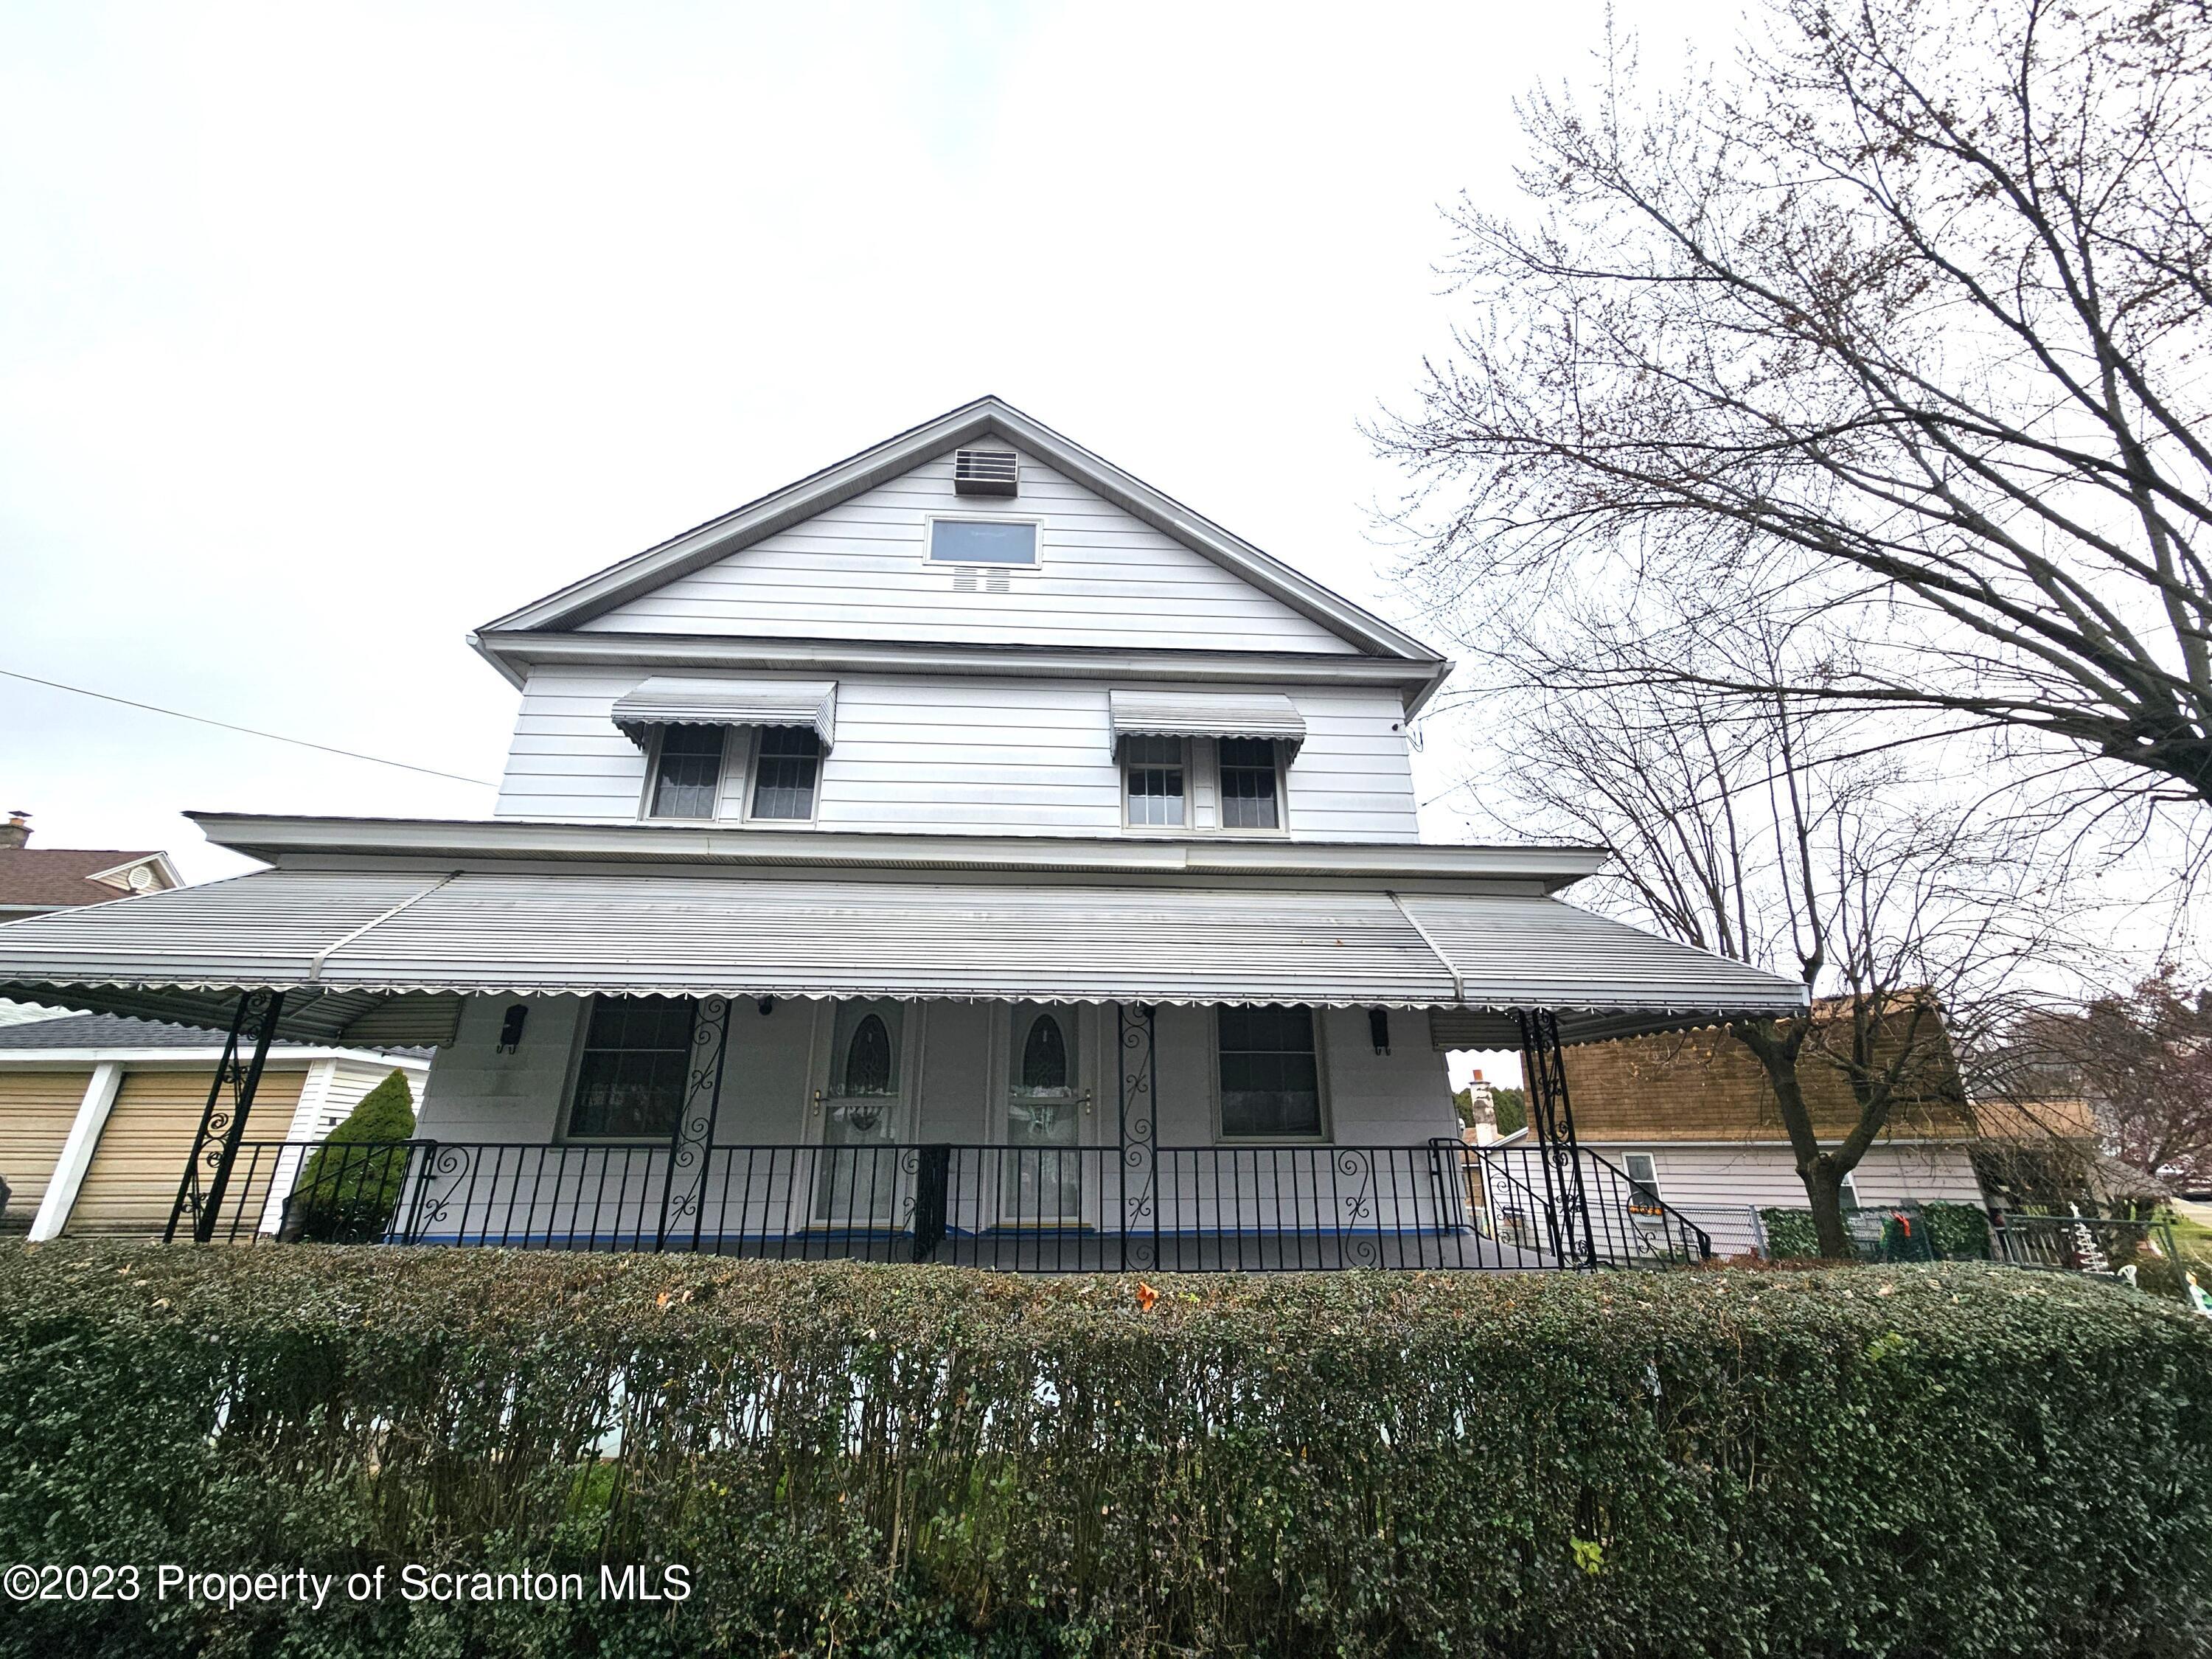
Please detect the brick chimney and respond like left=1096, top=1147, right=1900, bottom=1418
left=0, top=810, right=27, bottom=851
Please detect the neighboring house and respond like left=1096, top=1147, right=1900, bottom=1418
left=0, top=813, right=181, bottom=1027
left=0, top=812, right=179, bottom=919
left=0, top=1013, right=427, bottom=1239
left=1562, top=1001, right=1990, bottom=1256
left=0, top=398, right=1806, bottom=1269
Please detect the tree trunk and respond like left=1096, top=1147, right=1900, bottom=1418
left=1799, top=1159, right=1856, bottom=1261
left=1733, top=1019, right=1861, bottom=1262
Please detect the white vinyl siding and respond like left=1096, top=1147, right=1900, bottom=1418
left=1575, top=1141, right=1989, bottom=1256
left=494, top=668, right=1420, bottom=841
left=575, top=448, right=1360, bottom=655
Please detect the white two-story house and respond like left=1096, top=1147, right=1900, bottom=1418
left=0, top=399, right=1804, bottom=1270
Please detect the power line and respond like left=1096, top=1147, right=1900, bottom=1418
left=0, top=667, right=498, bottom=788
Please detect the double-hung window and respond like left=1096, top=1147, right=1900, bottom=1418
left=1217, top=1006, right=1324, bottom=1138
left=750, top=728, right=821, bottom=820
left=1217, top=738, right=1282, bottom=830
left=567, top=996, right=697, bottom=1139
left=1122, top=736, right=1186, bottom=827
left=647, top=725, right=726, bottom=819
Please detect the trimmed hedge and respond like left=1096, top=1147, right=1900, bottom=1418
left=1759, top=1201, right=1993, bottom=1263
left=0, top=1245, right=2208, bottom=1658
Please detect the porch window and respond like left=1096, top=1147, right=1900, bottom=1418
left=567, top=996, right=697, bottom=1139
left=647, top=725, right=726, bottom=819
left=1217, top=738, right=1281, bottom=830
left=1217, top=1006, right=1322, bottom=1138
left=1123, top=735, right=1186, bottom=827
left=750, top=727, right=821, bottom=820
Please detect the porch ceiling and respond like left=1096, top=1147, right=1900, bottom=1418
left=0, top=866, right=1806, bottom=1046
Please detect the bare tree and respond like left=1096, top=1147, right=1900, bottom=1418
left=1475, top=641, right=2070, bottom=1256
left=2018, top=966, right=2212, bottom=1186
left=1381, top=0, right=2212, bottom=819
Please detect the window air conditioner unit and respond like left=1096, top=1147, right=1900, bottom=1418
left=953, top=448, right=1020, bottom=497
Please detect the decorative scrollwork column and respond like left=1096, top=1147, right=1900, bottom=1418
left=1514, top=1007, right=1597, bottom=1270
left=1116, top=1003, right=1158, bottom=1270
left=656, top=995, right=732, bottom=1252
left=166, top=987, right=286, bottom=1244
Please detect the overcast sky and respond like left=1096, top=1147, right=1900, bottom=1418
left=0, top=0, right=1751, bottom=888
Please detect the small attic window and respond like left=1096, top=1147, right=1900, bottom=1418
left=929, top=519, right=1037, bottom=566
left=954, top=448, right=1020, bottom=496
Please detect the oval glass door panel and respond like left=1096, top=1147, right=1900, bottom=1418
left=816, top=1001, right=907, bottom=1228
left=1004, top=1005, right=1082, bottom=1225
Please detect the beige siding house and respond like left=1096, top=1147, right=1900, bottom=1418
left=0, top=1014, right=426, bottom=1238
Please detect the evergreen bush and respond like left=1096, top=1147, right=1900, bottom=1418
left=0, top=1245, right=2206, bottom=1657
left=285, top=1071, right=415, bottom=1244
left=1921, top=1200, right=1993, bottom=1260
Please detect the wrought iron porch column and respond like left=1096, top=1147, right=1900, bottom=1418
left=165, top=987, right=285, bottom=1244
left=1116, top=1003, right=1158, bottom=1272
left=656, top=995, right=732, bottom=1252
left=1514, top=1008, right=1597, bottom=1270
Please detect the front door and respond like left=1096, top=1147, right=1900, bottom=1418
left=814, top=1000, right=911, bottom=1229
left=1002, top=1004, right=1085, bottom=1227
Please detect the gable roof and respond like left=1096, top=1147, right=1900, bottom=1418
left=0, top=849, right=178, bottom=912
left=475, top=397, right=1446, bottom=670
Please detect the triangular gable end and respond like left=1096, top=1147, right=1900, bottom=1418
left=576, top=439, right=1364, bottom=655
left=478, top=398, right=1446, bottom=666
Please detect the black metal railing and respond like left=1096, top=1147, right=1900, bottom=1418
left=1990, top=1211, right=2180, bottom=1274
left=190, top=1138, right=1717, bottom=1272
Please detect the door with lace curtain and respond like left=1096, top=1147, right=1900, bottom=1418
left=813, top=1001, right=911, bottom=1228
left=1001, top=1004, right=1085, bottom=1227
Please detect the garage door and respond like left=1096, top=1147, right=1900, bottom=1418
left=0, top=1071, right=94, bottom=1229
left=68, top=1068, right=305, bottom=1236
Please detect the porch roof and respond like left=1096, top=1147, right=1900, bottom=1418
left=0, top=861, right=1806, bottom=1047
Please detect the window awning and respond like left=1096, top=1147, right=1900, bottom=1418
left=0, top=865, right=1806, bottom=1047
left=611, top=678, right=837, bottom=748
left=1107, top=689, right=1306, bottom=757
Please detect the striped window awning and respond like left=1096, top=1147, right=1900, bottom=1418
left=1106, top=689, right=1307, bottom=757
left=611, top=678, right=838, bottom=749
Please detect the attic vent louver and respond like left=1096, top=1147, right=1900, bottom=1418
left=953, top=448, right=1019, bottom=497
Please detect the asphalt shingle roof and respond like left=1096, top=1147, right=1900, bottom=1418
left=0, top=1010, right=428, bottom=1058
left=0, top=849, right=164, bottom=909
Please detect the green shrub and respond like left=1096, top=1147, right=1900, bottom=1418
left=1758, top=1206, right=1826, bottom=1259
left=0, top=1245, right=2206, bottom=1658
left=1759, top=1202, right=1993, bottom=1264
left=1921, top=1200, right=1993, bottom=1260
left=285, top=1071, right=414, bottom=1243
